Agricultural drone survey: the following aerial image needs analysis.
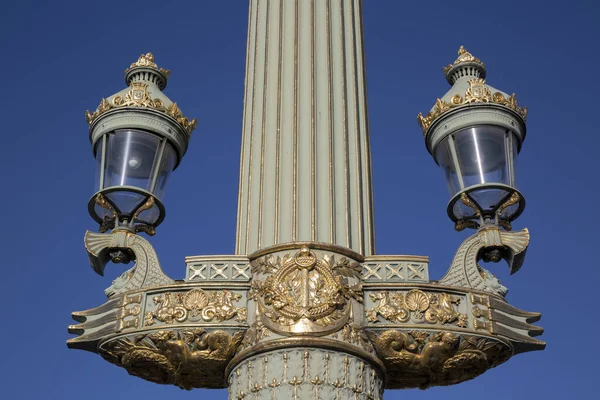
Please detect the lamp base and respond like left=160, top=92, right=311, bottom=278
left=447, top=185, right=525, bottom=231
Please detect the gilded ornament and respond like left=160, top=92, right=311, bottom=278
left=496, top=191, right=521, bottom=221
left=239, top=320, right=270, bottom=350
left=125, top=52, right=171, bottom=77
left=145, top=289, right=247, bottom=326
left=454, top=220, right=479, bottom=231
left=100, top=329, right=243, bottom=389
left=250, top=246, right=363, bottom=335
left=416, top=77, right=528, bottom=135
left=131, top=196, right=155, bottom=223
left=85, top=74, right=197, bottom=134
left=333, top=323, right=375, bottom=353
left=460, top=192, right=481, bottom=217
left=366, top=292, right=409, bottom=323
left=464, top=78, right=492, bottom=102
left=366, top=291, right=467, bottom=328
left=472, top=306, right=491, bottom=320
left=425, top=293, right=468, bottom=327
left=182, top=289, right=209, bottom=313
left=368, top=330, right=511, bottom=389
left=443, top=46, right=485, bottom=75
left=405, top=290, right=430, bottom=312
left=94, top=193, right=117, bottom=233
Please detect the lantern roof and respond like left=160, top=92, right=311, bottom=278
left=417, top=46, right=528, bottom=142
left=84, top=53, right=197, bottom=160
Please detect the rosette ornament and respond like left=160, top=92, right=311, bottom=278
left=85, top=53, right=197, bottom=235
left=417, top=46, right=528, bottom=231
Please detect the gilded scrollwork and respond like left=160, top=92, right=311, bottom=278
left=249, top=246, right=363, bottom=335
left=368, top=330, right=511, bottom=389
left=100, top=329, right=243, bottom=389
left=366, top=290, right=468, bottom=328
left=144, top=289, right=247, bottom=326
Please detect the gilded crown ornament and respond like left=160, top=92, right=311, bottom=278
left=417, top=78, right=527, bottom=135
left=85, top=53, right=197, bottom=135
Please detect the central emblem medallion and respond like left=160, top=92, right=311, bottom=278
left=250, top=246, right=363, bottom=336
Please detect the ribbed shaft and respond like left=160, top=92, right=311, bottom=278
left=228, top=349, right=383, bottom=400
left=235, top=0, right=374, bottom=255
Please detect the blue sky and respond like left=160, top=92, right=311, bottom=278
left=1, top=0, right=598, bottom=398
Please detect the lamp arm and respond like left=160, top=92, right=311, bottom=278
left=84, top=229, right=174, bottom=297
left=437, top=227, right=530, bottom=296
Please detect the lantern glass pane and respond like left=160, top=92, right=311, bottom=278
left=94, top=136, right=104, bottom=191
left=438, top=125, right=521, bottom=217
left=453, top=126, right=510, bottom=188
left=507, top=133, right=518, bottom=187
left=435, top=137, right=462, bottom=196
left=154, top=143, right=176, bottom=200
left=103, top=129, right=162, bottom=192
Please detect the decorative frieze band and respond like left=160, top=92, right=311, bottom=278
left=186, top=256, right=251, bottom=282
left=362, top=255, right=429, bottom=282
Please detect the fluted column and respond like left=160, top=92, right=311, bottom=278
left=228, top=349, right=383, bottom=400
left=235, top=0, right=375, bottom=255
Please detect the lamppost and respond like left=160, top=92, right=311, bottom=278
left=68, top=2, right=544, bottom=399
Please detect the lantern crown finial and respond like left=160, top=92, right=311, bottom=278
left=126, top=52, right=172, bottom=79
left=129, top=52, right=157, bottom=69
left=124, top=52, right=171, bottom=90
left=443, top=45, right=486, bottom=85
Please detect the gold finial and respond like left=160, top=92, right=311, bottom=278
left=129, top=53, right=158, bottom=69
left=126, top=52, right=171, bottom=77
left=443, top=46, right=485, bottom=75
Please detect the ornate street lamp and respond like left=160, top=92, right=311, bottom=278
left=418, top=46, right=528, bottom=232
left=68, top=4, right=544, bottom=399
left=86, top=53, right=197, bottom=236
